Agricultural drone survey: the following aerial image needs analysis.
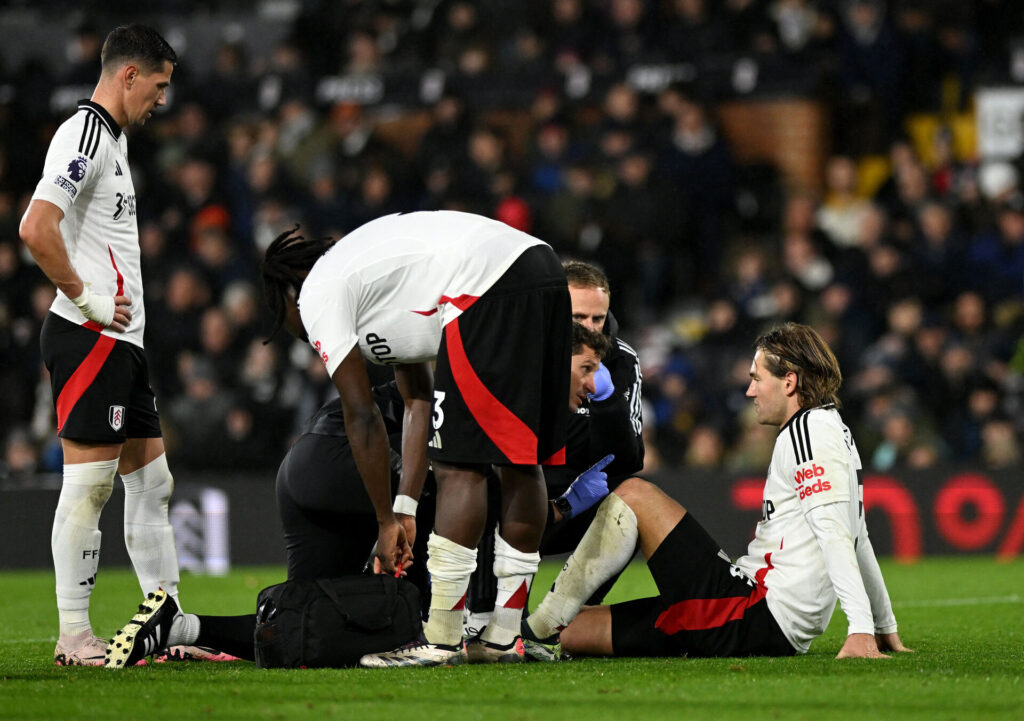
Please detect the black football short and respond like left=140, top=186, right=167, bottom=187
left=428, top=245, right=571, bottom=466
left=610, top=513, right=796, bottom=658
left=41, top=313, right=162, bottom=444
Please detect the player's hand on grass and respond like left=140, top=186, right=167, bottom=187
left=71, top=286, right=132, bottom=331
left=836, top=632, right=891, bottom=659
left=876, top=632, right=913, bottom=653
left=374, top=518, right=411, bottom=576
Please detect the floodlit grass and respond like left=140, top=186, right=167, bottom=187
left=1, top=558, right=1021, bottom=721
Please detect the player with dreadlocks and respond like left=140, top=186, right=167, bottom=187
left=262, top=211, right=572, bottom=666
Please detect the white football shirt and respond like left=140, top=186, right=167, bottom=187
left=298, top=210, right=546, bottom=376
left=31, top=100, right=145, bottom=347
left=735, top=404, right=896, bottom=653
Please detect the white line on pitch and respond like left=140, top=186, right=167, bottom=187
left=894, top=595, right=1022, bottom=608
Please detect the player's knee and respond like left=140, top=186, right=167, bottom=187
left=58, top=459, right=118, bottom=521
left=613, top=476, right=655, bottom=508
left=614, top=476, right=686, bottom=517
left=122, top=453, right=173, bottom=501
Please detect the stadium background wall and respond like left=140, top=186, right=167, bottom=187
left=1, top=469, right=1020, bottom=569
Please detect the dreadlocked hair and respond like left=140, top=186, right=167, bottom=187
left=261, top=225, right=335, bottom=343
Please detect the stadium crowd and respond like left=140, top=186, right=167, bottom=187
left=2, top=0, right=1023, bottom=483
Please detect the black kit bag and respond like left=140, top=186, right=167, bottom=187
left=254, top=574, right=422, bottom=668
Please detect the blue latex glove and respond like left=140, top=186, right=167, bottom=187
left=588, top=362, right=614, bottom=402
left=557, top=454, right=615, bottom=519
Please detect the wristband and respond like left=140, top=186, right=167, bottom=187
left=393, top=494, right=418, bottom=516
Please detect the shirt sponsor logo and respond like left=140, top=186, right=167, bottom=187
left=67, top=155, right=88, bottom=181
left=109, top=405, right=125, bottom=431
left=53, top=175, right=78, bottom=198
left=313, top=340, right=329, bottom=364
left=795, top=463, right=832, bottom=499
left=365, top=333, right=397, bottom=364
left=113, top=192, right=136, bottom=220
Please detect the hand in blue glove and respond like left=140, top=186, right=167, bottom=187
left=588, top=362, right=614, bottom=402
left=556, top=454, right=615, bottom=519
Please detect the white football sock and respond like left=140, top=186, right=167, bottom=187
left=480, top=531, right=539, bottom=647
left=169, top=612, right=201, bottom=647
left=423, top=533, right=478, bottom=646
left=528, top=493, right=638, bottom=640
left=52, top=459, right=116, bottom=636
left=121, top=453, right=182, bottom=611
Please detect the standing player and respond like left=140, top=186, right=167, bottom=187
left=523, top=323, right=911, bottom=660
left=464, top=260, right=644, bottom=643
left=18, top=24, right=192, bottom=666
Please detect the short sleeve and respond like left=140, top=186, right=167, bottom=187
left=31, top=116, right=103, bottom=215
left=299, top=277, right=360, bottom=378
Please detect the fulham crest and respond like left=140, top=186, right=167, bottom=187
left=109, top=405, right=125, bottom=431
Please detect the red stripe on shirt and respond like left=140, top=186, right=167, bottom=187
left=107, top=245, right=124, bottom=296
left=55, top=334, right=116, bottom=431
left=412, top=294, right=479, bottom=316
left=444, top=317, right=537, bottom=463
left=79, top=246, right=124, bottom=333
left=754, top=549, right=776, bottom=588
left=439, top=294, right=479, bottom=312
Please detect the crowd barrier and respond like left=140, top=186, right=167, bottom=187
left=1, top=468, right=1019, bottom=570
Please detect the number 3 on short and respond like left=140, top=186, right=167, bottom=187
left=432, top=390, right=446, bottom=429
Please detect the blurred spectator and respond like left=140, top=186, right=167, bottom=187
left=967, top=192, right=1024, bottom=300
left=834, top=0, right=908, bottom=154
left=1, top=428, right=40, bottom=485
left=659, top=93, right=736, bottom=294
left=817, top=155, right=871, bottom=250
left=980, top=417, right=1022, bottom=469
left=165, top=355, right=235, bottom=469
left=662, top=0, right=730, bottom=62
left=911, top=200, right=968, bottom=306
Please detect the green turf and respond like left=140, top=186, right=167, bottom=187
left=1, top=558, right=1021, bottom=721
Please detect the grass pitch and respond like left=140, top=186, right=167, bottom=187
left=1, top=557, right=1021, bottom=721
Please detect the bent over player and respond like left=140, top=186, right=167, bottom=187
left=18, top=24, right=194, bottom=666
left=257, top=210, right=571, bottom=667
left=523, top=323, right=911, bottom=660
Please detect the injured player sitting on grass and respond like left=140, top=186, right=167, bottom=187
left=520, top=323, right=913, bottom=662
